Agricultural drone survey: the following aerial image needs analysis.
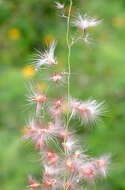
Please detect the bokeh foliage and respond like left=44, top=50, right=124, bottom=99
left=0, top=0, right=125, bottom=189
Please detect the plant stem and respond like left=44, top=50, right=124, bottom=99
left=64, top=0, right=72, bottom=190
left=66, top=0, right=72, bottom=106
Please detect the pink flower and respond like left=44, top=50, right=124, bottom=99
left=45, top=150, right=59, bottom=165
left=27, top=83, right=47, bottom=114
left=50, top=72, right=64, bottom=84
left=70, top=98, right=104, bottom=123
left=23, top=120, right=59, bottom=145
left=50, top=98, right=64, bottom=118
left=43, top=177, right=57, bottom=188
left=80, top=162, right=96, bottom=182
left=35, top=138, right=46, bottom=150
left=28, top=175, right=41, bottom=190
left=94, top=155, right=110, bottom=177
left=23, top=120, right=38, bottom=140
left=77, top=99, right=103, bottom=123
left=65, top=158, right=77, bottom=173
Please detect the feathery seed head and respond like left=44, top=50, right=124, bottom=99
left=94, top=155, right=110, bottom=177
left=77, top=99, right=104, bottom=123
left=70, top=98, right=104, bottom=123
left=50, top=98, right=64, bottom=118
left=62, top=137, right=77, bottom=153
left=27, top=83, right=47, bottom=114
left=80, top=162, right=96, bottom=182
left=33, top=41, right=57, bottom=71
left=73, top=14, right=102, bottom=32
left=50, top=72, right=64, bottom=84
left=55, top=1, right=64, bottom=9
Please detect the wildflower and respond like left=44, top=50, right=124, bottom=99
left=80, top=162, right=96, bottom=182
left=77, top=99, right=104, bottom=123
left=94, top=155, right=110, bottom=177
left=23, top=119, right=59, bottom=146
left=72, top=150, right=88, bottom=160
left=65, top=158, right=77, bottom=172
left=48, top=121, right=60, bottom=136
left=55, top=1, right=64, bottom=9
left=70, top=98, right=104, bottom=123
left=28, top=175, right=41, bottom=190
left=23, top=2, right=110, bottom=189
left=70, top=98, right=81, bottom=116
left=43, top=177, right=57, bottom=188
left=8, top=28, right=21, bottom=40
left=22, top=66, right=35, bottom=78
left=27, top=84, right=47, bottom=114
left=50, top=72, right=64, bottom=84
left=50, top=98, right=64, bottom=118
left=33, top=41, right=57, bottom=71
left=21, top=126, right=29, bottom=135
left=23, top=119, right=37, bottom=140
left=35, top=138, right=46, bottom=149
left=73, top=14, right=102, bottom=32
left=45, top=150, right=59, bottom=165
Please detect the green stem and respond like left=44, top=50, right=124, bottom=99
left=66, top=0, right=72, bottom=129
left=64, top=0, right=72, bottom=190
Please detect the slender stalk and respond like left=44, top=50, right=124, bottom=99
left=66, top=0, right=72, bottom=106
left=64, top=0, right=72, bottom=190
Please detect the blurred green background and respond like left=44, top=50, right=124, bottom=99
left=0, top=0, right=125, bottom=189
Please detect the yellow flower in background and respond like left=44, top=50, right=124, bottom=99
left=112, top=16, right=125, bottom=28
left=44, top=35, right=55, bottom=45
left=36, top=82, right=47, bottom=92
left=8, top=28, right=21, bottom=40
left=22, top=65, right=35, bottom=78
left=21, top=126, right=28, bottom=135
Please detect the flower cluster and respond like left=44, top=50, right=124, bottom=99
left=24, top=114, right=110, bottom=189
left=23, top=1, right=110, bottom=190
